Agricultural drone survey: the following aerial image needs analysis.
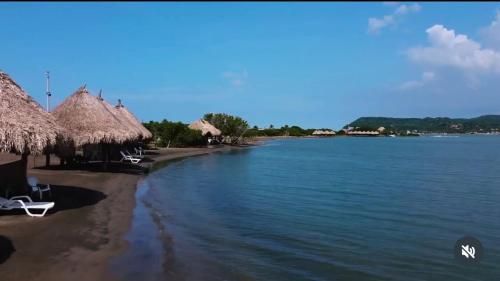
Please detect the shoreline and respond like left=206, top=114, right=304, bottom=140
left=0, top=144, right=259, bottom=281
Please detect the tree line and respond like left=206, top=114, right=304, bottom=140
left=349, top=115, right=500, bottom=134
left=143, top=113, right=331, bottom=148
left=243, top=125, right=318, bottom=137
left=143, top=120, right=206, bottom=147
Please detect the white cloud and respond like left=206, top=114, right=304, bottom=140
left=221, top=69, right=248, bottom=87
left=402, top=14, right=500, bottom=92
left=368, top=3, right=421, bottom=34
left=368, top=16, right=395, bottom=34
left=395, top=3, right=421, bottom=15
left=399, top=71, right=436, bottom=90
left=480, top=10, right=500, bottom=50
left=407, top=24, right=500, bottom=73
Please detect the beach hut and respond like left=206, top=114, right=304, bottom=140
left=189, top=119, right=222, bottom=137
left=0, top=71, right=65, bottom=193
left=99, top=96, right=142, bottom=141
left=52, top=86, right=138, bottom=162
left=189, top=119, right=222, bottom=144
left=312, top=130, right=336, bottom=136
left=114, top=99, right=152, bottom=140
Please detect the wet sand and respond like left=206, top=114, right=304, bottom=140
left=0, top=145, right=254, bottom=281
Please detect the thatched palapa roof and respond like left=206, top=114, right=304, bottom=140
left=0, top=71, right=64, bottom=155
left=99, top=97, right=141, bottom=141
left=52, top=86, right=138, bottom=147
left=189, top=119, right=221, bottom=136
left=114, top=99, right=152, bottom=139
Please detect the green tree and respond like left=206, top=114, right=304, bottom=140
left=143, top=120, right=206, bottom=147
left=204, top=113, right=249, bottom=144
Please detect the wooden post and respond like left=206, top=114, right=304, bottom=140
left=45, top=152, right=50, bottom=167
left=102, top=144, right=109, bottom=171
left=21, top=153, right=29, bottom=194
left=106, top=144, right=110, bottom=163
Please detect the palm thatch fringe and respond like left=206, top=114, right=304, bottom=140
left=115, top=99, right=152, bottom=139
left=52, top=86, right=138, bottom=147
left=0, top=71, right=64, bottom=155
left=101, top=98, right=142, bottom=140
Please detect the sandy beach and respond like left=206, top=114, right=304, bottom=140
left=0, top=145, right=253, bottom=281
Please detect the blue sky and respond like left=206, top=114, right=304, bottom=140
left=1, top=2, right=500, bottom=129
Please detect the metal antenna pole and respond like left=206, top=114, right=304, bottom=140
left=45, top=71, right=52, bottom=112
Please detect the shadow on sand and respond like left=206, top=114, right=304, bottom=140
left=0, top=185, right=106, bottom=217
left=34, top=161, right=148, bottom=175
left=48, top=185, right=107, bottom=213
left=0, top=235, right=15, bottom=264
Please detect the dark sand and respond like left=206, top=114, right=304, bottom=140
left=0, top=145, right=254, bottom=281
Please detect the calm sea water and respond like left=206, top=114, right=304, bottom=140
left=113, top=136, right=500, bottom=281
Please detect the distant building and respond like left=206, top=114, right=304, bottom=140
left=347, top=130, right=380, bottom=136
left=312, top=130, right=336, bottom=136
left=377, top=127, right=386, bottom=133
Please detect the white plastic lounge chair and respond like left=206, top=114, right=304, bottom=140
left=0, top=196, right=54, bottom=217
left=134, top=147, right=144, bottom=156
left=28, top=176, right=52, bottom=200
left=125, top=150, right=144, bottom=159
left=120, top=151, right=142, bottom=164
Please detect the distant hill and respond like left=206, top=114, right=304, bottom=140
left=348, top=115, right=500, bottom=133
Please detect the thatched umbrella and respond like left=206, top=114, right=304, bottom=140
left=52, top=86, right=137, bottom=147
left=99, top=97, right=142, bottom=141
left=0, top=71, right=65, bottom=192
left=189, top=119, right=222, bottom=136
left=0, top=72, right=63, bottom=155
left=114, top=99, right=152, bottom=140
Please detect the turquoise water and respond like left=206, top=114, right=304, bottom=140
left=114, top=136, right=500, bottom=281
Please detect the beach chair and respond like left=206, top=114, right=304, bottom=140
left=0, top=196, right=55, bottom=217
left=120, top=151, right=142, bottom=164
left=134, top=147, right=144, bottom=156
left=125, top=150, right=144, bottom=159
left=28, top=176, right=52, bottom=200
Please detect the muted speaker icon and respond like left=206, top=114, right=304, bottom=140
left=461, top=244, right=475, bottom=259
left=455, top=236, right=482, bottom=264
